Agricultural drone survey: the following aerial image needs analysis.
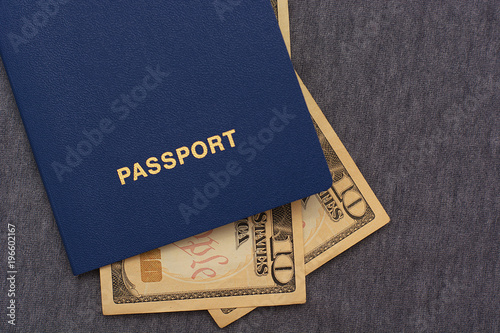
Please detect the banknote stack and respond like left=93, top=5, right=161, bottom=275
left=99, top=0, right=389, bottom=327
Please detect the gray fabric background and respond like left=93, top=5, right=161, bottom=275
left=1, top=0, right=499, bottom=332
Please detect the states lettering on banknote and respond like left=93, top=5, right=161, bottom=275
left=266, top=204, right=295, bottom=286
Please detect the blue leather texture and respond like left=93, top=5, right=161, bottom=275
left=0, top=0, right=331, bottom=274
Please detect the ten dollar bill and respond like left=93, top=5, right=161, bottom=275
left=100, top=202, right=306, bottom=314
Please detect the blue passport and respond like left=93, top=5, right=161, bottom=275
left=0, top=0, right=331, bottom=275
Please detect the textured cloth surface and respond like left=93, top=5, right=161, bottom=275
left=1, top=0, right=498, bottom=332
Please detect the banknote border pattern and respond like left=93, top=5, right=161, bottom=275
left=304, top=121, right=376, bottom=264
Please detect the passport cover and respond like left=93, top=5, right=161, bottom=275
left=0, top=0, right=331, bottom=275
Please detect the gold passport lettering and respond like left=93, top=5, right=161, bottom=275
left=117, top=129, right=236, bottom=185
